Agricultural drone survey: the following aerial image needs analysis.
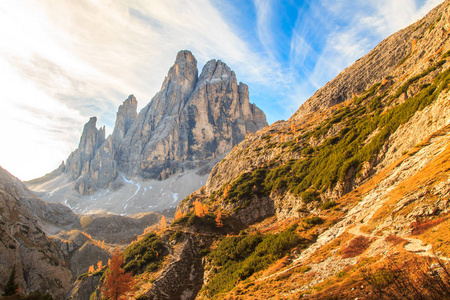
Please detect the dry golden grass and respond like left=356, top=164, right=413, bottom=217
left=419, top=217, right=450, bottom=257
left=385, top=235, right=407, bottom=246
left=361, top=126, right=450, bottom=234
left=340, top=236, right=373, bottom=259
left=410, top=216, right=447, bottom=235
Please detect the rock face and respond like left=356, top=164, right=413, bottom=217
left=145, top=235, right=204, bottom=300
left=0, top=167, right=73, bottom=298
left=168, top=2, right=450, bottom=298
left=28, top=51, right=267, bottom=215
left=119, top=53, right=267, bottom=180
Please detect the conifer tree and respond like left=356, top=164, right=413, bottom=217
left=194, top=200, right=205, bottom=217
left=3, top=267, right=19, bottom=296
left=159, top=216, right=167, bottom=230
left=97, top=260, right=103, bottom=271
left=101, top=248, right=135, bottom=300
left=215, top=210, right=223, bottom=228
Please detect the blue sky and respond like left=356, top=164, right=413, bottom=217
left=0, top=0, right=443, bottom=180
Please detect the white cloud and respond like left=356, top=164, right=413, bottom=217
left=0, top=0, right=289, bottom=180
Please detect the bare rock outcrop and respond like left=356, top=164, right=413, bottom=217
left=145, top=235, right=204, bottom=300
left=0, top=167, right=73, bottom=298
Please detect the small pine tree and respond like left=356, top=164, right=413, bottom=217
left=159, top=216, right=167, bottom=230
left=174, top=210, right=182, bottom=220
left=290, top=122, right=295, bottom=132
left=88, top=265, right=95, bottom=273
left=223, top=185, right=231, bottom=199
left=194, top=200, right=205, bottom=218
left=97, top=260, right=103, bottom=271
left=101, top=248, right=135, bottom=300
left=215, top=210, right=223, bottom=228
left=3, top=267, right=19, bottom=296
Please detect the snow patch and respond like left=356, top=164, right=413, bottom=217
left=122, top=175, right=133, bottom=184
left=172, top=193, right=179, bottom=203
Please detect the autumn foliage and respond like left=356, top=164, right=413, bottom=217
left=159, top=216, right=167, bottom=230
left=101, top=247, right=135, bottom=300
left=215, top=210, right=223, bottom=227
left=174, top=210, right=187, bottom=220
left=194, top=200, right=207, bottom=217
left=88, top=265, right=95, bottom=273
left=97, top=260, right=103, bottom=270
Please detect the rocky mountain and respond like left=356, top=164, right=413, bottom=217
left=87, top=1, right=450, bottom=299
left=0, top=166, right=73, bottom=298
left=27, top=51, right=267, bottom=215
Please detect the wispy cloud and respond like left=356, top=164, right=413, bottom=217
left=0, top=0, right=288, bottom=180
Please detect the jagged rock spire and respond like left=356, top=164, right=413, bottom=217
left=61, top=50, right=268, bottom=194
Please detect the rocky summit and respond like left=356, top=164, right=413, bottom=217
left=26, top=51, right=267, bottom=215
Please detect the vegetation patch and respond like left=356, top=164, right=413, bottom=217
left=384, top=235, right=407, bottom=245
left=363, top=256, right=450, bottom=300
left=410, top=217, right=447, bottom=235
left=123, top=233, right=166, bottom=274
left=341, top=235, right=372, bottom=258
left=224, top=63, right=450, bottom=215
left=204, top=226, right=302, bottom=297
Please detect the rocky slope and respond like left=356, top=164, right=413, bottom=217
left=0, top=166, right=73, bottom=298
left=27, top=51, right=267, bottom=215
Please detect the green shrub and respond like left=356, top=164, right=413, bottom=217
left=321, top=201, right=337, bottom=210
left=123, top=233, right=166, bottom=274
left=205, top=226, right=301, bottom=297
left=301, top=190, right=320, bottom=203
left=303, top=216, right=324, bottom=226
left=169, top=230, right=182, bottom=241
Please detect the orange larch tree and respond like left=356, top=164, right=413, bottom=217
left=101, top=248, right=135, bottom=300
left=88, top=265, right=95, bottom=273
left=97, top=260, right=103, bottom=271
left=159, top=216, right=167, bottom=230
left=174, top=210, right=182, bottom=220
left=215, top=210, right=223, bottom=228
left=194, top=200, right=205, bottom=218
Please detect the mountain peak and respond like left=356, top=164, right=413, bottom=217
left=78, top=117, right=105, bottom=155
left=197, top=59, right=234, bottom=87
left=175, top=50, right=196, bottom=65
left=112, top=95, right=138, bottom=144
